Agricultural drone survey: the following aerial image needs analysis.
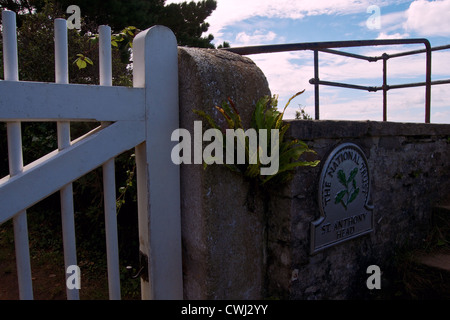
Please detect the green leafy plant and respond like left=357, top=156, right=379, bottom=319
left=73, top=53, right=94, bottom=69
left=335, top=168, right=359, bottom=210
left=295, top=105, right=312, bottom=120
left=193, top=91, right=319, bottom=186
left=74, top=26, right=140, bottom=70
left=116, top=153, right=136, bottom=213
left=111, top=26, right=139, bottom=49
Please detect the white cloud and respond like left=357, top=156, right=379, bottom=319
left=379, top=10, right=407, bottom=32
left=198, top=0, right=393, bottom=41
left=234, top=30, right=278, bottom=46
left=376, top=32, right=410, bottom=39
left=250, top=52, right=313, bottom=94
left=404, top=0, right=450, bottom=37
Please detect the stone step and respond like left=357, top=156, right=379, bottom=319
left=399, top=201, right=450, bottom=299
left=410, top=248, right=450, bottom=299
left=417, top=251, right=450, bottom=272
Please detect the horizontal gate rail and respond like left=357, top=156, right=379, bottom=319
left=0, top=121, right=145, bottom=224
left=223, top=39, right=450, bottom=123
left=0, top=9, right=182, bottom=300
left=0, top=81, right=145, bottom=122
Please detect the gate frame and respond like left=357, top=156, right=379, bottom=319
left=0, top=9, right=183, bottom=300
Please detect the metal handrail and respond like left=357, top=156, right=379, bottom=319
left=222, top=39, right=450, bottom=123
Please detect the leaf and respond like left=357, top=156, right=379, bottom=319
left=264, top=109, right=277, bottom=130
left=335, top=189, right=347, bottom=204
left=261, top=159, right=319, bottom=184
left=193, top=109, right=220, bottom=130
left=337, top=170, right=347, bottom=187
left=278, top=123, right=290, bottom=145
left=89, top=36, right=99, bottom=44
left=278, top=145, right=308, bottom=166
left=225, top=99, right=242, bottom=129
left=253, top=96, right=268, bottom=130
left=347, top=167, right=358, bottom=184
left=245, top=162, right=261, bottom=178
left=76, top=58, right=87, bottom=69
left=227, top=97, right=238, bottom=114
left=215, top=105, right=234, bottom=129
left=348, top=187, right=359, bottom=204
left=74, top=54, right=93, bottom=69
left=284, top=90, right=305, bottom=112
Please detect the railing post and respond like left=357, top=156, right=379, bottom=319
left=2, top=10, right=34, bottom=300
left=382, top=53, right=388, bottom=122
left=424, top=42, right=432, bottom=123
left=132, top=25, right=183, bottom=299
left=314, top=50, right=320, bottom=120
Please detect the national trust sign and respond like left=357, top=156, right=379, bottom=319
left=311, top=143, right=374, bottom=253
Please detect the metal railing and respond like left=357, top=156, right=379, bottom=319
left=223, top=39, right=450, bottom=123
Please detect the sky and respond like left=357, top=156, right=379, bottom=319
left=166, top=0, right=450, bottom=123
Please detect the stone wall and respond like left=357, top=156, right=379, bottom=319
left=267, top=120, right=450, bottom=299
left=177, top=47, right=270, bottom=299
left=177, top=47, right=450, bottom=299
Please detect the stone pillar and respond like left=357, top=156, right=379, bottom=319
left=177, top=47, right=270, bottom=299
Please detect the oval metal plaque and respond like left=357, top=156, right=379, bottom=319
left=311, top=143, right=373, bottom=254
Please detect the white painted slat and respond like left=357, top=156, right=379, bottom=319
left=55, top=18, right=79, bottom=300
left=2, top=10, right=34, bottom=300
left=99, top=24, right=121, bottom=300
left=133, top=25, right=183, bottom=300
left=0, top=120, right=145, bottom=224
left=0, top=81, right=145, bottom=121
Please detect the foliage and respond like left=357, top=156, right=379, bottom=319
left=194, top=91, right=320, bottom=186
left=295, top=105, right=313, bottom=120
left=217, top=41, right=230, bottom=49
left=1, top=0, right=218, bottom=48
left=0, top=0, right=139, bottom=267
left=116, top=153, right=137, bottom=213
left=28, top=0, right=164, bottom=33
left=85, top=25, right=140, bottom=67
left=0, top=1, right=133, bottom=85
left=158, top=0, right=217, bottom=48
left=0, top=0, right=35, bottom=19
left=73, top=53, right=93, bottom=69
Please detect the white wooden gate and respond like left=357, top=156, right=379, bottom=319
left=0, top=10, right=183, bottom=300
